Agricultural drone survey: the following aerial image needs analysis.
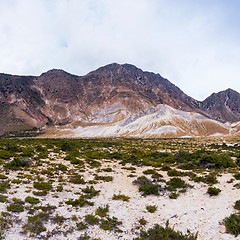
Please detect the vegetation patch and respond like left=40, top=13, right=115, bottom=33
left=234, top=200, right=240, bottom=211
left=33, top=181, right=52, bottom=191
left=112, top=194, right=130, bottom=202
left=25, top=196, right=40, bottom=205
left=207, top=187, right=221, bottom=196
left=100, top=216, right=122, bottom=230
left=7, top=203, right=24, bottom=212
left=22, top=212, right=50, bottom=235
left=146, top=205, right=157, bottom=213
left=133, top=222, right=198, bottom=240
left=223, top=213, right=240, bottom=237
left=82, top=186, right=100, bottom=199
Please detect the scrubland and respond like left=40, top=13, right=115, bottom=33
left=0, top=137, right=239, bottom=239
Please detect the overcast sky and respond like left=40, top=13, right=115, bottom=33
left=0, top=0, right=240, bottom=100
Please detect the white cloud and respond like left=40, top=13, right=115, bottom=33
left=0, top=0, right=239, bottom=100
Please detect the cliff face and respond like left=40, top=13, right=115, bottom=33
left=0, top=63, right=239, bottom=137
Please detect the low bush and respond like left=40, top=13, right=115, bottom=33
left=0, top=194, right=7, bottom=203
left=133, top=222, right=198, bottom=240
left=84, top=214, right=99, bottom=225
left=25, top=196, right=40, bottom=205
left=22, top=212, right=49, bottom=235
left=94, top=175, right=113, bottom=182
left=139, top=218, right=147, bottom=226
left=69, top=174, right=85, bottom=184
left=146, top=205, right=157, bottom=213
left=207, top=187, right=221, bottom=196
left=100, top=216, right=122, bottom=230
left=223, top=213, right=240, bottom=236
left=7, top=203, right=24, bottom=212
left=143, top=169, right=156, bottom=175
left=169, top=192, right=179, bottom=199
left=166, top=177, right=187, bottom=191
left=102, top=167, right=112, bottom=172
left=65, top=196, right=94, bottom=207
left=112, top=194, right=130, bottom=202
left=33, top=190, right=48, bottom=196
left=234, top=200, right=240, bottom=211
left=0, top=181, right=10, bottom=193
left=234, top=173, right=240, bottom=180
left=139, top=184, right=159, bottom=196
left=82, top=186, right=100, bottom=199
left=52, top=214, right=65, bottom=224
left=133, top=176, right=151, bottom=186
left=95, top=205, right=109, bottom=217
left=4, top=157, right=30, bottom=170
left=77, top=221, right=88, bottom=230
left=167, top=169, right=186, bottom=177
left=33, top=181, right=52, bottom=191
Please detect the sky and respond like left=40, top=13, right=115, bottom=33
left=0, top=0, right=240, bottom=100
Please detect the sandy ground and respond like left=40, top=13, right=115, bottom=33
left=1, top=158, right=240, bottom=240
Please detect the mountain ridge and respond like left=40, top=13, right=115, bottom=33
left=0, top=63, right=239, bottom=137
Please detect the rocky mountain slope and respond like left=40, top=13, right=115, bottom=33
left=0, top=63, right=239, bottom=137
left=201, top=88, right=240, bottom=123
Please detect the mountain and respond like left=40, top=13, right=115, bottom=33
left=0, top=63, right=239, bottom=137
left=201, top=88, right=240, bottom=123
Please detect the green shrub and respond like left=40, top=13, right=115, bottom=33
left=151, top=172, right=163, bottom=180
left=167, top=169, right=186, bottom=177
left=77, top=221, right=88, bottom=230
left=65, top=196, right=93, bottom=207
left=57, top=163, right=68, bottom=171
left=84, top=214, right=99, bottom=225
left=112, top=194, right=130, bottom=202
left=78, top=234, right=90, bottom=240
left=0, top=194, right=7, bottom=203
left=166, top=177, right=187, bottom=191
left=69, top=174, right=85, bottom=184
left=0, top=174, right=7, bottom=180
left=22, top=212, right=49, bottom=235
left=52, top=214, right=65, bottom=224
left=143, top=169, right=156, bottom=175
left=12, top=179, right=21, bottom=184
left=133, top=222, right=198, bottom=240
left=33, top=190, right=48, bottom=196
left=102, top=168, right=113, bottom=172
left=69, top=158, right=84, bottom=165
left=223, top=213, right=240, bottom=236
left=56, top=185, right=63, bottom=192
left=82, top=186, right=100, bottom=199
left=139, top=184, right=159, bottom=196
left=234, top=173, right=240, bottom=180
left=133, top=176, right=151, bottom=186
left=100, top=216, right=122, bottom=230
left=33, top=181, right=52, bottom=191
left=0, top=150, right=12, bottom=159
left=25, top=196, right=40, bottom=205
left=139, top=218, right=147, bottom=226
left=0, top=181, right=10, bottom=193
left=207, top=187, right=221, bottom=196
left=95, top=205, right=109, bottom=217
left=169, top=192, right=179, bottom=199
left=7, top=203, right=24, bottom=212
left=234, top=200, right=240, bottom=211
left=146, top=205, right=157, bottom=213
left=94, top=175, right=113, bottom=182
